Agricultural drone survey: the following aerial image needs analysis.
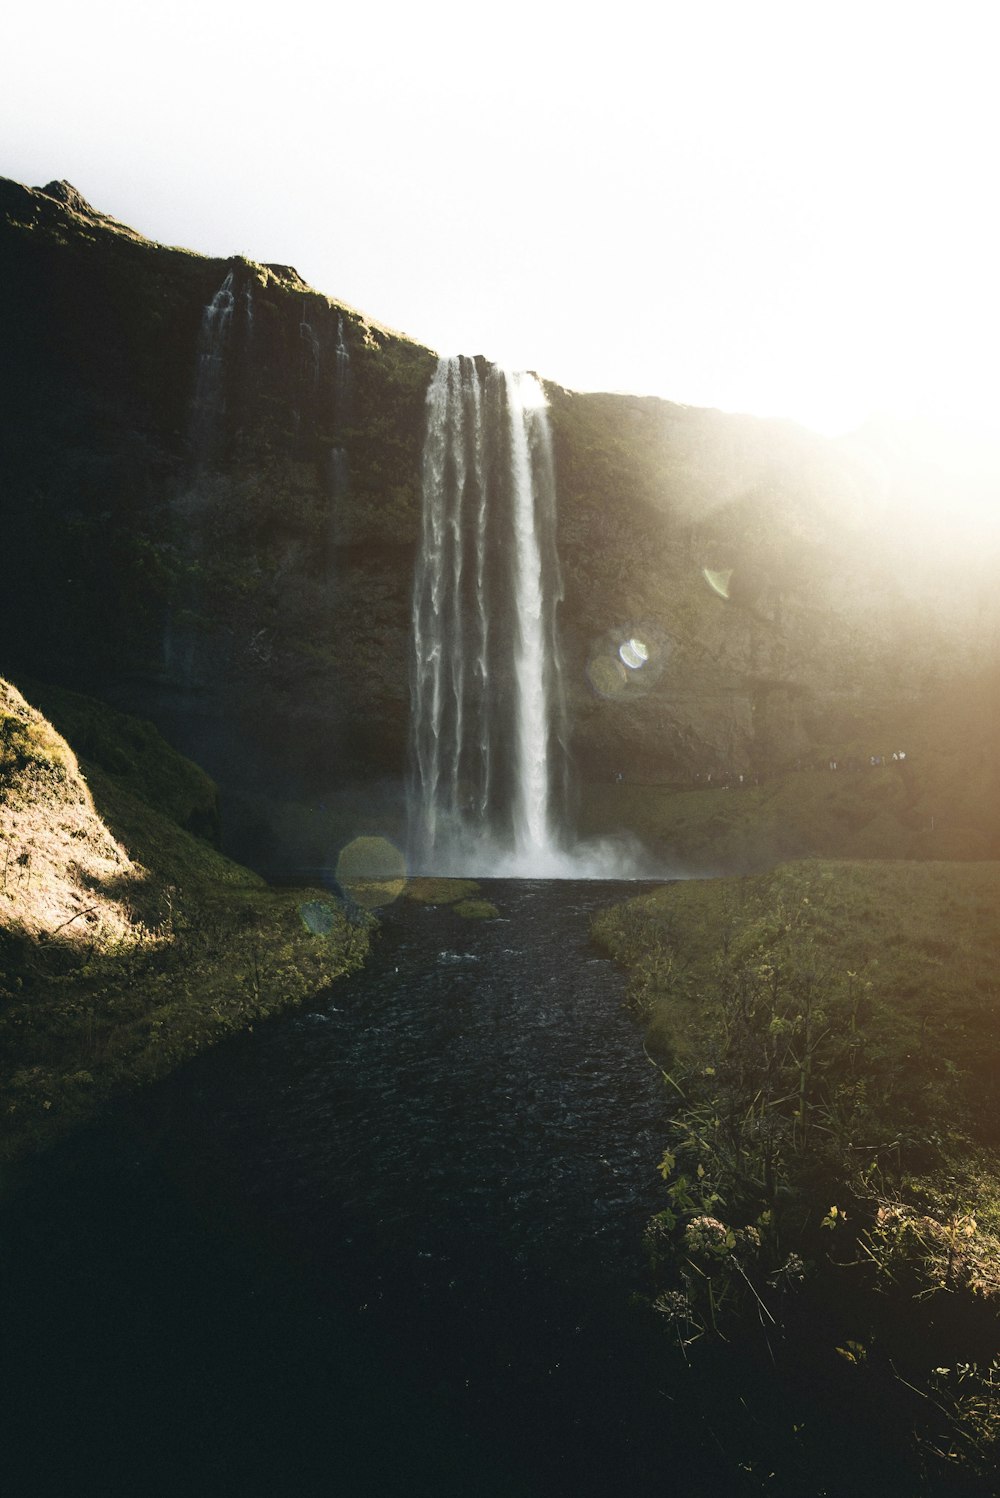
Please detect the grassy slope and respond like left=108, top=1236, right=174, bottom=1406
left=594, top=859, right=1000, bottom=1121
left=0, top=680, right=370, bottom=1165
left=593, top=860, right=1000, bottom=1485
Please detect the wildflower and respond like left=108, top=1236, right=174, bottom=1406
left=768, top=1252, right=806, bottom=1288
left=684, top=1215, right=734, bottom=1259
left=735, top=1225, right=762, bottom=1254
left=652, top=1290, right=693, bottom=1323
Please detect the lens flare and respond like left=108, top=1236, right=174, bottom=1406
left=619, top=637, right=649, bottom=669
left=586, top=653, right=629, bottom=697
left=335, top=836, right=407, bottom=909
left=702, top=567, right=733, bottom=600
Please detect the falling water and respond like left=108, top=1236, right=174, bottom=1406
left=409, top=356, right=568, bottom=875
left=507, top=369, right=554, bottom=855
left=190, top=271, right=236, bottom=455
left=334, top=313, right=352, bottom=425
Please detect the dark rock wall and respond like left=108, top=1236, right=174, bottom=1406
left=0, top=178, right=432, bottom=862
left=548, top=387, right=991, bottom=787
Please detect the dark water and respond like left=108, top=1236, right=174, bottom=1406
left=1, top=882, right=684, bottom=1495
left=0, top=881, right=906, bottom=1497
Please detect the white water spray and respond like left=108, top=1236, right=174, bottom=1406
left=409, top=356, right=568, bottom=875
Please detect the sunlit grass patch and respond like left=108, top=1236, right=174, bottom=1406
left=335, top=836, right=407, bottom=908
left=453, top=899, right=499, bottom=919
left=404, top=877, right=481, bottom=905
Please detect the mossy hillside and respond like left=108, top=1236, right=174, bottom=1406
left=0, top=680, right=370, bottom=1165
left=0, top=697, right=75, bottom=782
left=592, top=861, right=1000, bottom=1479
left=18, top=677, right=222, bottom=842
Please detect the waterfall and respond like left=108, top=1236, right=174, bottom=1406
left=190, top=271, right=236, bottom=455
left=409, top=355, right=568, bottom=876
left=334, top=313, right=352, bottom=425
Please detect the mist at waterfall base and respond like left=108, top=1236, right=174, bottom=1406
left=408, top=355, right=668, bottom=882
left=407, top=823, right=667, bottom=883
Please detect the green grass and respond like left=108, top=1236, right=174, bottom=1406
left=593, top=859, right=1000, bottom=1481
left=20, top=677, right=221, bottom=840
left=453, top=899, right=499, bottom=919
left=609, top=862, right=1000, bottom=1076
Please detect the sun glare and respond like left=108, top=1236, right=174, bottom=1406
left=2, top=3, right=996, bottom=517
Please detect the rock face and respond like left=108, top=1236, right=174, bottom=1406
left=38, top=180, right=96, bottom=214
left=0, top=176, right=993, bottom=869
left=0, top=176, right=432, bottom=865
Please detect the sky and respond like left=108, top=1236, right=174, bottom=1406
left=3, top=0, right=998, bottom=457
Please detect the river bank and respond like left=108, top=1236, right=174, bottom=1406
left=593, top=859, right=1000, bottom=1489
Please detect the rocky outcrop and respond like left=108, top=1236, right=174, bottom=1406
left=0, top=176, right=992, bottom=868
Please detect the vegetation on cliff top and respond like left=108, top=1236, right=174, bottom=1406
left=0, top=679, right=370, bottom=1165
left=593, top=861, right=1000, bottom=1488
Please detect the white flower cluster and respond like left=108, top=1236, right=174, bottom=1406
left=684, top=1215, right=732, bottom=1258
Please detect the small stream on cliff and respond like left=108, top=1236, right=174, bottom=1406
left=1, top=881, right=881, bottom=1497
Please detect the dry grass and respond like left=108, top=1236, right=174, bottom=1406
left=0, top=680, right=156, bottom=955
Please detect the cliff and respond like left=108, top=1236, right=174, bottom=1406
left=1, top=176, right=995, bottom=869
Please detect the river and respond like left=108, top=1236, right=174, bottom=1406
left=0, top=880, right=863, bottom=1496
left=1, top=880, right=718, bottom=1492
